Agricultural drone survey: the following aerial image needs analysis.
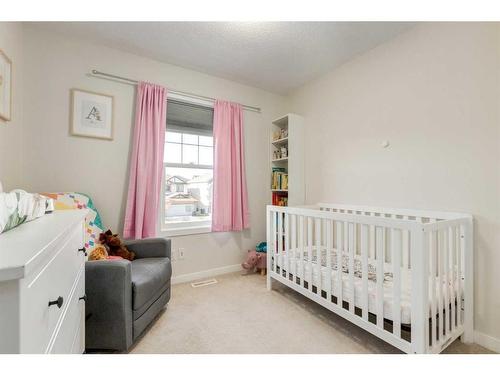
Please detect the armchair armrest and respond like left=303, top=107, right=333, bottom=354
left=85, top=260, right=133, bottom=351
left=124, top=238, right=171, bottom=259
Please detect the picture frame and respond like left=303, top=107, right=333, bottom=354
left=70, top=88, right=114, bottom=140
left=0, top=49, right=12, bottom=122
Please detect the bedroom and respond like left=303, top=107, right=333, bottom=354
left=0, top=0, right=499, bottom=372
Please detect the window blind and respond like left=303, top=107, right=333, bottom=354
left=167, top=99, right=214, bottom=136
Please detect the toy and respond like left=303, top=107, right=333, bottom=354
left=280, top=146, right=288, bottom=158
left=99, top=229, right=135, bottom=261
left=88, top=245, right=108, bottom=261
left=241, top=249, right=267, bottom=276
left=256, top=242, right=267, bottom=253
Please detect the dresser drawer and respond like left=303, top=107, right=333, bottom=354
left=19, top=222, right=85, bottom=353
left=49, top=267, right=85, bottom=354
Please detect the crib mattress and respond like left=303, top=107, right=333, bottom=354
left=274, top=251, right=461, bottom=325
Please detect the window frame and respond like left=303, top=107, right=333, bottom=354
left=164, top=132, right=214, bottom=168
left=159, top=99, right=215, bottom=237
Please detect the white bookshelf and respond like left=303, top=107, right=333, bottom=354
left=270, top=113, right=305, bottom=207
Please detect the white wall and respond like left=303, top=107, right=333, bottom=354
left=11, top=21, right=500, bottom=348
left=0, top=23, right=23, bottom=191
left=289, top=23, right=500, bottom=346
left=22, top=26, right=288, bottom=278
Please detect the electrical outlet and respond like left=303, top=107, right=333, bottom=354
left=178, top=248, right=185, bottom=260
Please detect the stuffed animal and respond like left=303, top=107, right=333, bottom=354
left=255, top=242, right=267, bottom=253
left=98, top=229, right=135, bottom=261
left=242, top=249, right=267, bottom=276
left=88, top=245, right=108, bottom=261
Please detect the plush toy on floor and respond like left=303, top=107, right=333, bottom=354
left=241, top=249, right=267, bottom=276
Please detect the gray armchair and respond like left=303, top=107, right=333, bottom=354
left=85, top=238, right=172, bottom=351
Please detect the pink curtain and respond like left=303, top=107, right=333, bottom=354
left=212, top=100, right=249, bottom=232
left=123, top=82, right=167, bottom=239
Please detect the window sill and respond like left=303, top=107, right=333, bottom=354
left=160, top=225, right=212, bottom=237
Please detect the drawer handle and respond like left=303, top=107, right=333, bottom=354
left=48, top=296, right=64, bottom=309
left=79, top=294, right=87, bottom=303
left=78, top=247, right=88, bottom=256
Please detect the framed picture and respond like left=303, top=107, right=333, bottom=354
left=0, top=49, right=12, bottom=122
left=70, top=89, right=114, bottom=140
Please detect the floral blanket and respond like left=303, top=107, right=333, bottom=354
left=287, top=248, right=394, bottom=283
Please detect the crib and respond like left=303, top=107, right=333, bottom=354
left=266, top=203, right=473, bottom=354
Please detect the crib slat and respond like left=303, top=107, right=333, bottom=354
left=284, top=213, right=289, bottom=280
left=402, top=216, right=410, bottom=288
left=402, top=228, right=409, bottom=293
left=271, top=211, right=277, bottom=274
left=456, top=225, right=460, bottom=327
left=361, top=225, right=369, bottom=320
left=307, top=217, right=313, bottom=292
left=429, top=230, right=437, bottom=348
left=315, top=218, right=322, bottom=295
left=344, top=221, right=349, bottom=261
left=428, top=219, right=437, bottom=348
left=457, top=225, right=463, bottom=327
left=376, top=227, right=384, bottom=329
left=449, top=227, right=456, bottom=330
left=291, top=214, right=297, bottom=284
left=299, top=216, right=305, bottom=288
left=336, top=221, right=343, bottom=306
left=349, top=222, right=355, bottom=313
left=391, top=228, right=401, bottom=338
left=278, top=212, right=283, bottom=276
left=270, top=211, right=274, bottom=273
left=326, top=220, right=332, bottom=302
left=369, top=222, right=375, bottom=261
left=437, top=230, right=443, bottom=343
left=443, top=229, right=450, bottom=338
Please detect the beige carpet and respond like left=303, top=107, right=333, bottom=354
left=130, top=272, right=492, bottom=354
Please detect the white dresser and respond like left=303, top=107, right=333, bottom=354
left=0, top=210, right=87, bottom=354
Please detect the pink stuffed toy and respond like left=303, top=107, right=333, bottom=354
left=241, top=250, right=267, bottom=275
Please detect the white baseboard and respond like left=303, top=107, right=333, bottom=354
left=474, top=330, right=500, bottom=353
left=171, top=264, right=242, bottom=285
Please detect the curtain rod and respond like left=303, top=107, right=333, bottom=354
left=90, top=69, right=261, bottom=113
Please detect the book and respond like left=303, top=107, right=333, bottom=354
left=272, top=191, right=288, bottom=206
left=271, top=167, right=288, bottom=191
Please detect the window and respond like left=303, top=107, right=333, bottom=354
left=161, top=99, right=214, bottom=236
left=164, top=132, right=214, bottom=167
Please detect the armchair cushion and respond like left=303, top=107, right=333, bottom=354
left=124, top=238, right=171, bottom=259
left=131, top=257, right=172, bottom=314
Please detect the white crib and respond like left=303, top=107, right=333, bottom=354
left=266, top=203, right=473, bottom=354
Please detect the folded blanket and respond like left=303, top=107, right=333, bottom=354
left=0, top=190, right=48, bottom=234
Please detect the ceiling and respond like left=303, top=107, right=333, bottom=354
left=32, top=22, right=414, bottom=95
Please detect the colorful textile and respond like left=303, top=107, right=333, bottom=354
left=123, top=82, right=167, bottom=239
left=256, top=242, right=267, bottom=253
left=0, top=190, right=48, bottom=234
left=41, top=192, right=104, bottom=250
left=292, top=248, right=393, bottom=283
left=212, top=100, right=249, bottom=232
